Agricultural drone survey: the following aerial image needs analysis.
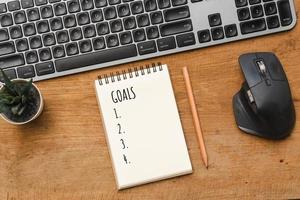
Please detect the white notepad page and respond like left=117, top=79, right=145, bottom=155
left=95, top=64, right=192, bottom=189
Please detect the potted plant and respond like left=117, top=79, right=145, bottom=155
left=0, top=70, right=44, bottom=125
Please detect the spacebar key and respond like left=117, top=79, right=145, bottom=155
left=55, top=45, right=138, bottom=72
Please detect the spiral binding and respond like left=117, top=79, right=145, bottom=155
left=97, top=62, right=163, bottom=86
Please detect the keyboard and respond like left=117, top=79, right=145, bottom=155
left=0, top=0, right=296, bottom=82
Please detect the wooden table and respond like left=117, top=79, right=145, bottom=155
left=1, top=4, right=300, bottom=200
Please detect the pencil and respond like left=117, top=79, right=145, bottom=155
left=182, top=67, right=208, bottom=168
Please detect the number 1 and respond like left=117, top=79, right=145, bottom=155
left=113, top=108, right=120, bottom=119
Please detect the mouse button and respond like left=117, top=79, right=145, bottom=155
left=250, top=83, right=271, bottom=111
left=257, top=53, right=286, bottom=81
left=239, top=54, right=262, bottom=88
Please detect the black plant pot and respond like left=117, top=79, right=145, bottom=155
left=0, top=79, right=44, bottom=125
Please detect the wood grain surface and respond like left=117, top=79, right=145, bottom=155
left=1, top=3, right=300, bottom=200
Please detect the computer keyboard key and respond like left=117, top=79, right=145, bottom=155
left=133, top=28, right=146, bottom=42
left=70, top=28, right=83, bottom=41
left=56, top=30, right=69, bottom=43
left=108, top=0, right=121, bottom=5
left=225, top=24, right=238, bottom=38
left=16, top=39, right=29, bottom=52
left=43, top=33, right=56, bottom=46
left=150, top=11, right=163, bottom=24
left=83, top=25, right=96, bottom=38
left=49, top=0, right=61, bottom=3
left=198, top=29, right=211, bottom=43
left=40, top=5, right=54, bottom=19
left=39, top=48, right=52, bottom=61
left=55, top=44, right=138, bottom=72
left=123, top=16, right=136, bottom=30
left=27, top=8, right=40, bottom=21
left=144, top=0, right=157, bottom=12
left=235, top=0, right=247, bottom=7
left=79, top=39, right=92, bottom=53
left=208, top=13, right=222, bottom=27
left=0, top=29, right=9, bottom=42
left=264, top=2, right=277, bottom=16
left=237, top=8, right=250, bottom=21
left=157, top=0, right=170, bottom=9
left=137, top=14, right=150, bottom=27
left=0, top=41, right=15, bottom=56
left=92, top=37, right=106, bottom=50
left=146, top=26, right=159, bottom=39
left=0, top=69, right=17, bottom=82
left=37, top=20, right=50, bottom=33
left=95, top=0, right=107, bottom=7
left=13, top=11, right=27, bottom=24
left=77, top=12, right=90, bottom=25
left=278, top=0, right=292, bottom=26
left=110, top=19, right=123, bottom=32
left=0, top=14, right=13, bottom=27
left=0, top=54, right=25, bottom=69
left=50, top=18, right=63, bottom=31
left=67, top=0, right=80, bottom=13
left=91, top=9, right=103, bottom=22
left=137, top=41, right=157, bottom=55
left=171, top=0, right=186, bottom=6
left=157, top=37, right=176, bottom=51
left=66, top=42, right=79, bottom=56
left=131, top=1, right=144, bottom=14
left=23, top=23, right=36, bottom=36
left=240, top=18, right=266, bottom=34
left=164, top=6, right=189, bottom=22
left=267, top=15, right=280, bottom=29
left=9, top=25, right=23, bottom=39
left=249, top=0, right=261, bottom=4
left=35, top=0, right=47, bottom=6
left=63, top=15, right=77, bottom=28
left=0, top=4, right=7, bottom=14
left=211, top=27, right=224, bottom=40
left=54, top=2, right=67, bottom=16
left=36, top=62, right=55, bottom=76
left=117, top=4, right=130, bottom=17
left=119, top=31, right=132, bottom=45
left=52, top=45, right=65, bottom=58
left=251, top=5, right=263, bottom=18
left=81, top=0, right=94, bottom=10
left=17, top=65, right=35, bottom=79
left=25, top=50, right=38, bottom=64
left=8, top=1, right=20, bottom=11
left=160, top=19, right=192, bottom=37
left=21, top=0, right=34, bottom=8
left=96, top=22, right=110, bottom=35
left=176, top=32, right=195, bottom=47
left=106, top=34, right=119, bottom=47
left=104, top=6, right=117, bottom=20
left=29, top=36, right=42, bottom=49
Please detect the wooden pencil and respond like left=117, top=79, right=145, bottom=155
left=182, top=67, right=208, bottom=168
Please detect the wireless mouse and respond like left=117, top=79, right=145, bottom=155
left=233, top=52, right=296, bottom=139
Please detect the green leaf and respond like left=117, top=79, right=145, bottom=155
left=11, top=103, right=21, bottom=115
left=21, top=79, right=33, bottom=96
left=0, top=69, right=17, bottom=96
left=0, top=104, right=9, bottom=114
left=17, top=105, right=26, bottom=116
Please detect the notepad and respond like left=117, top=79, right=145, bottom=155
left=95, top=64, right=192, bottom=189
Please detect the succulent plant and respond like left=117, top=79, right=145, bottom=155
left=0, top=69, right=33, bottom=116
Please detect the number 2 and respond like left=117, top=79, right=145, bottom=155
left=117, top=123, right=122, bottom=134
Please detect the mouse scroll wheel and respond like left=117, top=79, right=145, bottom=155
left=257, top=60, right=267, bottom=76
left=247, top=90, right=255, bottom=104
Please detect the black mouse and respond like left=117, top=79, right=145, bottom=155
left=233, top=52, right=296, bottom=139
